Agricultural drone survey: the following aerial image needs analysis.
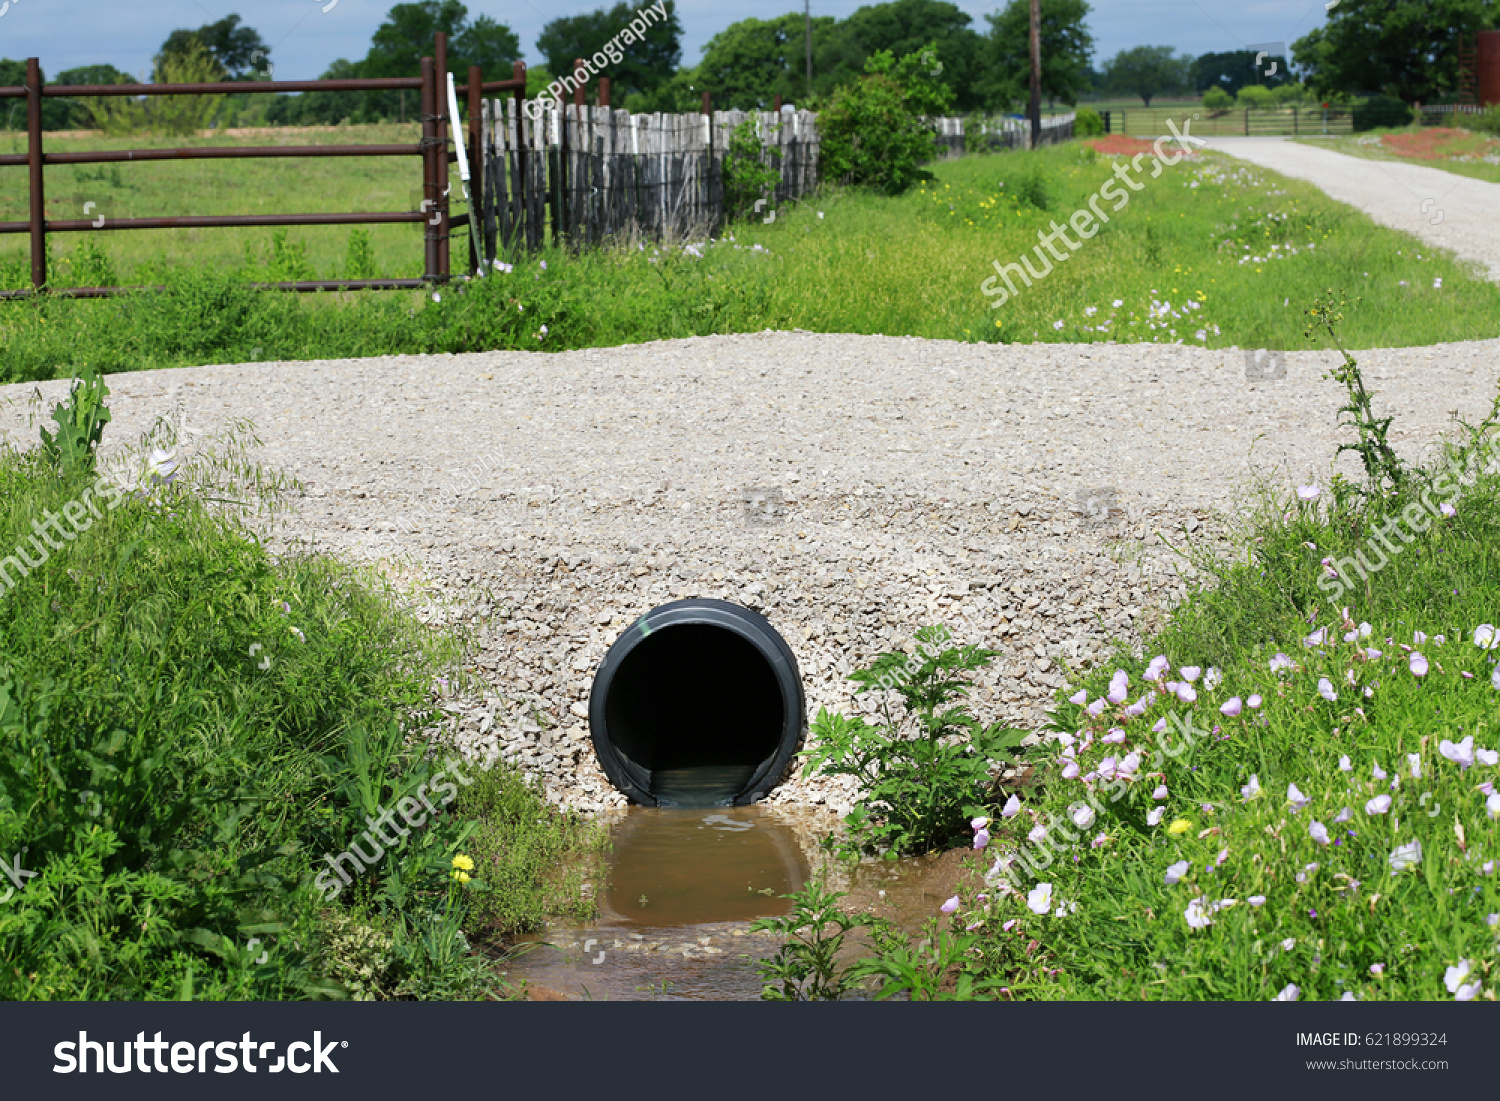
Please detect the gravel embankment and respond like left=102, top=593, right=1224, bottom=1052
left=1203, top=136, right=1500, bottom=281
left=4, top=331, right=1497, bottom=815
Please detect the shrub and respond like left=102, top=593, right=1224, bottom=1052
left=1202, top=86, right=1233, bottom=112
left=1074, top=107, right=1104, bottom=137
left=1236, top=84, right=1274, bottom=109
left=1467, top=103, right=1500, bottom=135
left=1353, top=94, right=1413, bottom=131
left=817, top=45, right=954, bottom=196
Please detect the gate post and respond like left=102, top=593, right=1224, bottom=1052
left=435, top=33, right=450, bottom=281
left=26, top=58, right=46, bottom=291
left=420, top=56, right=440, bottom=283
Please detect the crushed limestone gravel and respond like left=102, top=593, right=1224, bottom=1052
left=4, top=330, right=1497, bottom=816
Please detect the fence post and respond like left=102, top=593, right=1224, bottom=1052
left=573, top=58, right=586, bottom=108
left=598, top=76, right=610, bottom=108
left=435, top=33, right=451, bottom=281
left=1293, top=107, right=1298, bottom=136
left=773, top=94, right=782, bottom=113
left=1102, top=109, right=1110, bottom=134
left=1244, top=108, right=1249, bottom=136
left=420, top=56, right=440, bottom=284
left=26, top=57, right=45, bottom=291
left=468, top=63, right=483, bottom=274
left=702, top=91, right=711, bottom=115
left=513, top=59, right=527, bottom=253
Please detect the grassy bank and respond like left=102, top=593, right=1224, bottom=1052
left=784, top=298, right=1500, bottom=1001
left=0, top=378, right=604, bottom=999
left=3, top=142, right=1497, bottom=383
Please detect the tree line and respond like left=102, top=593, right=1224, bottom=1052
left=3, top=0, right=1494, bottom=132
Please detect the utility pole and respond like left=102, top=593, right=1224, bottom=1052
left=805, top=0, right=812, bottom=100
left=1028, top=0, right=1041, bottom=149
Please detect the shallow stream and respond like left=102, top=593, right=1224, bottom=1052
left=500, top=804, right=974, bottom=1001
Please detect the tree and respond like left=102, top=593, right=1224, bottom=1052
left=86, top=40, right=225, bottom=136
left=980, top=0, right=1094, bottom=111
left=159, top=14, right=269, bottom=80
left=1202, top=85, right=1233, bottom=112
left=363, top=1, right=518, bottom=77
left=1103, top=45, right=1189, bottom=106
left=1190, top=49, right=1290, bottom=96
left=48, top=65, right=130, bottom=130
left=267, top=59, right=376, bottom=126
left=830, top=0, right=986, bottom=111
left=1292, top=0, right=1500, bottom=102
left=688, top=13, right=840, bottom=109
left=357, top=2, right=519, bottom=121
left=537, top=1, right=682, bottom=100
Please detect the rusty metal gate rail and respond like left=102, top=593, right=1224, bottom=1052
left=0, top=33, right=526, bottom=299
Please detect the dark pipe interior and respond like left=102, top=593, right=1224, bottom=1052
left=603, top=624, right=785, bottom=807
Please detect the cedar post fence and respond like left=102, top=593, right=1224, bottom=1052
left=0, top=35, right=525, bottom=299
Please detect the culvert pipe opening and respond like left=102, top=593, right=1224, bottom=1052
left=588, top=598, right=806, bottom=808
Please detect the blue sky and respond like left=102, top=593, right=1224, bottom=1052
left=2, top=0, right=1331, bottom=81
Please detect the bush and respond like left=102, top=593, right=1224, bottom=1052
left=1202, top=86, right=1233, bottom=112
left=1236, top=84, right=1274, bottom=109
left=817, top=45, right=955, bottom=196
left=1467, top=103, right=1500, bottom=135
left=1353, top=94, right=1413, bottom=131
left=1074, top=107, right=1104, bottom=137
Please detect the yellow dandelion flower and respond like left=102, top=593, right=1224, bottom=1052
left=1167, top=819, right=1192, bottom=836
left=451, top=869, right=472, bottom=884
left=452, top=854, right=475, bottom=872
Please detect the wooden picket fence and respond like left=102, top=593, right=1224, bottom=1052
left=477, top=102, right=1077, bottom=255
left=480, top=100, right=820, bottom=254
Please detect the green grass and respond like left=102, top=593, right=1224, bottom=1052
left=2, top=141, right=1497, bottom=383
left=857, top=333, right=1500, bottom=1001
left=0, top=387, right=603, bottom=999
left=1294, top=126, right=1500, bottom=187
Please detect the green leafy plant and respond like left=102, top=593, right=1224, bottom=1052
left=1074, top=106, right=1104, bottom=136
left=1304, top=290, right=1406, bottom=504
left=723, top=118, right=782, bottom=222
left=751, top=879, right=880, bottom=1000
left=801, top=625, right=1026, bottom=856
left=859, top=920, right=1009, bottom=1000
left=36, top=367, right=111, bottom=477
left=344, top=228, right=378, bottom=280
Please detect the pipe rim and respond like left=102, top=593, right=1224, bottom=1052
left=587, top=598, right=805, bottom=806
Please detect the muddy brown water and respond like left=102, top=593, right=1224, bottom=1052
left=499, top=805, right=981, bottom=1001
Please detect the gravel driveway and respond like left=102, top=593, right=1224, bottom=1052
left=1203, top=136, right=1500, bottom=281
left=4, top=331, right=1498, bottom=814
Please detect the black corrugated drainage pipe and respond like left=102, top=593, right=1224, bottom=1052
left=588, top=598, right=805, bottom=808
